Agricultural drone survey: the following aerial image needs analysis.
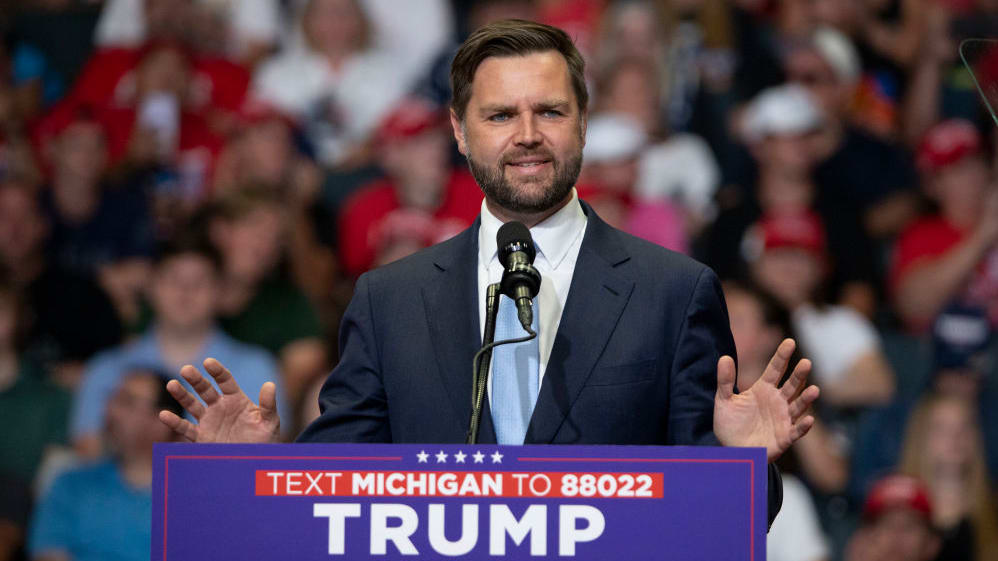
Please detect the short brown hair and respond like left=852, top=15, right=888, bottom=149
left=450, top=19, right=588, bottom=121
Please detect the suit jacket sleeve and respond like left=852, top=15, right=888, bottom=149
left=297, top=273, right=392, bottom=443
left=669, top=267, right=783, bottom=529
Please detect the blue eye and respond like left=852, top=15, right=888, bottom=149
left=489, top=113, right=510, bottom=122
left=542, top=110, right=563, bottom=117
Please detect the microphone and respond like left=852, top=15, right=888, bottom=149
left=497, top=222, right=542, bottom=332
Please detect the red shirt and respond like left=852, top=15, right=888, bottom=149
left=338, top=169, right=483, bottom=277
left=890, top=215, right=998, bottom=329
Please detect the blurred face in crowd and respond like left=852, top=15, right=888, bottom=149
left=304, top=0, right=367, bottom=55
left=0, top=184, right=46, bottom=266
left=599, top=61, right=660, bottom=134
left=150, top=253, right=219, bottom=332
left=380, top=128, right=452, bottom=209
left=144, top=0, right=193, bottom=42
left=754, top=132, right=817, bottom=180
left=924, top=398, right=977, bottom=473
left=105, top=373, right=176, bottom=457
left=854, top=509, right=941, bottom=561
left=53, top=120, right=108, bottom=187
left=724, top=286, right=783, bottom=378
left=241, top=119, right=295, bottom=187
left=751, top=247, right=824, bottom=309
left=213, top=205, right=285, bottom=284
left=452, top=51, right=586, bottom=217
left=604, top=2, right=662, bottom=61
left=929, top=156, right=992, bottom=227
left=785, top=48, right=849, bottom=117
left=137, top=47, right=191, bottom=100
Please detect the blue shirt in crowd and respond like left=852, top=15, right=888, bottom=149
left=69, top=327, right=288, bottom=439
left=29, top=460, right=150, bottom=561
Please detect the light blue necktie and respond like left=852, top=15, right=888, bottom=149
left=491, top=293, right=540, bottom=445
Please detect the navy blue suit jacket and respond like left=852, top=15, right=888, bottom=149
left=299, top=202, right=781, bottom=522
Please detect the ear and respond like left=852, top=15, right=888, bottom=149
left=579, top=109, right=588, bottom=147
left=449, top=108, right=468, bottom=156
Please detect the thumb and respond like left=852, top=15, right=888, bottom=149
left=716, top=355, right=736, bottom=401
left=259, top=382, right=279, bottom=420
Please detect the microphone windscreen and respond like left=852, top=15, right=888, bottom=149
left=497, top=221, right=536, bottom=265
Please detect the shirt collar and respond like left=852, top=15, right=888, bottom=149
left=478, top=188, right=587, bottom=270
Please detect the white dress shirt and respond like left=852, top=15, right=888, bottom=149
left=477, top=189, right=588, bottom=398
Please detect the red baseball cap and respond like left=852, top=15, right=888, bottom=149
left=862, top=474, right=933, bottom=521
left=375, top=98, right=446, bottom=146
left=762, top=210, right=827, bottom=253
left=916, top=119, right=981, bottom=173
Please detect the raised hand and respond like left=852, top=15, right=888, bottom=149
left=713, top=339, right=819, bottom=462
left=158, top=358, right=281, bottom=443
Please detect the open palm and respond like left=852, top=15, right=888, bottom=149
left=159, top=358, right=281, bottom=443
left=714, top=339, right=819, bottom=462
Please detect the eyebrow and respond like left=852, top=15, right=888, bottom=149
left=478, top=99, right=572, bottom=116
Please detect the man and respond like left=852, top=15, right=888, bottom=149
left=844, top=475, right=941, bottom=561
left=891, top=119, right=998, bottom=332
left=30, top=369, right=184, bottom=561
left=72, top=237, right=287, bottom=456
left=160, top=20, right=818, bottom=522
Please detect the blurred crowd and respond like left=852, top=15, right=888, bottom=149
left=0, top=0, right=997, bottom=560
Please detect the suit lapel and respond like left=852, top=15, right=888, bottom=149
left=525, top=206, right=634, bottom=444
left=420, top=221, right=498, bottom=443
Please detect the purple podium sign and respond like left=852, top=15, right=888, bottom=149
left=152, top=443, right=766, bottom=560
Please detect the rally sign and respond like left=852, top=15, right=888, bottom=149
left=152, top=443, right=766, bottom=560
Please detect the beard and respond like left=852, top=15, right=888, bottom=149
left=466, top=146, right=583, bottom=215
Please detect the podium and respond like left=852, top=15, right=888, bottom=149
left=152, top=443, right=766, bottom=560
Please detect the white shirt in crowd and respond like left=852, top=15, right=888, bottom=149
left=793, top=304, right=880, bottom=385
left=767, top=475, right=831, bottom=561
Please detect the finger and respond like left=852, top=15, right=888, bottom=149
left=159, top=410, right=199, bottom=442
left=780, top=358, right=812, bottom=400
left=204, top=358, right=243, bottom=395
left=716, top=356, right=736, bottom=401
left=165, top=379, right=206, bottom=419
left=180, top=364, right=221, bottom=405
left=259, top=381, right=279, bottom=422
left=789, top=385, right=821, bottom=423
left=761, top=339, right=796, bottom=385
left=790, top=415, right=815, bottom=443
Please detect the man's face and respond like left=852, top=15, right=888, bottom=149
left=105, top=374, right=174, bottom=456
left=150, top=254, right=218, bottom=331
left=451, top=51, right=585, bottom=216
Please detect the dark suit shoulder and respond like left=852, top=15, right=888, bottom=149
left=359, top=225, right=477, bottom=290
left=594, top=220, right=715, bottom=287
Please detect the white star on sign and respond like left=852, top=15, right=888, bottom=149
left=435, top=451, right=448, bottom=463
left=472, top=451, right=485, bottom=464
left=453, top=451, right=467, bottom=463
left=491, top=451, right=503, bottom=464
left=416, top=450, right=429, bottom=463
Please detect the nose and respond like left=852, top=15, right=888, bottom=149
left=513, top=113, right=541, bottom=148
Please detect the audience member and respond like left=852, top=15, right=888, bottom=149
left=899, top=394, right=998, bottom=561
left=706, top=83, right=876, bottom=314
left=29, top=369, right=182, bottom=561
left=251, top=0, right=412, bottom=167
left=0, top=180, right=122, bottom=378
left=891, top=119, right=998, bottom=333
left=845, top=474, right=941, bottom=561
left=94, top=0, right=284, bottom=67
left=745, top=210, right=895, bottom=409
left=69, top=236, right=287, bottom=457
left=337, top=98, right=481, bottom=276
left=579, top=112, right=687, bottom=253
left=788, top=28, right=920, bottom=241
left=207, top=188, right=327, bottom=407
left=0, top=277, right=70, bottom=488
